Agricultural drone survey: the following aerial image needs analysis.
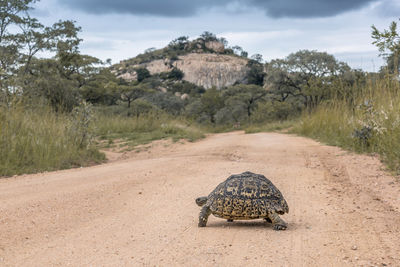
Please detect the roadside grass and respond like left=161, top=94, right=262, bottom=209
left=293, top=75, right=400, bottom=174
left=0, top=103, right=105, bottom=177
left=0, top=104, right=204, bottom=177
left=93, top=110, right=205, bottom=150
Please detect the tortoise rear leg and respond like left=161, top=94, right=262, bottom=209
left=198, top=205, right=211, bottom=227
left=269, top=212, right=287, bottom=231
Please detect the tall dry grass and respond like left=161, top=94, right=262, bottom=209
left=0, top=102, right=105, bottom=177
left=0, top=102, right=205, bottom=177
left=293, top=74, right=400, bottom=173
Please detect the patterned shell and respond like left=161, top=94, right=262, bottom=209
left=207, top=171, right=289, bottom=219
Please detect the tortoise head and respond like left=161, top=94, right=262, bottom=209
left=195, top=196, right=208, bottom=206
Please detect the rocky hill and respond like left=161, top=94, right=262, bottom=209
left=111, top=37, right=251, bottom=89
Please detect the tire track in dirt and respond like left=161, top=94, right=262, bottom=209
left=313, top=146, right=400, bottom=265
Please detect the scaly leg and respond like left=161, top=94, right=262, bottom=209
left=264, top=217, right=272, bottom=223
left=198, top=205, right=211, bottom=227
left=269, top=212, right=287, bottom=231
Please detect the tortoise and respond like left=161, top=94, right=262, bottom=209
left=195, top=171, right=289, bottom=230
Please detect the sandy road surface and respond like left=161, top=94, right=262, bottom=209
left=1, top=132, right=400, bottom=266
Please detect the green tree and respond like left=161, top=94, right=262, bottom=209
left=144, top=92, right=183, bottom=115
left=119, top=83, right=147, bottom=108
left=250, top=54, right=263, bottom=63
left=218, top=37, right=228, bottom=47
left=0, top=0, right=102, bottom=110
left=80, top=69, right=120, bottom=105
left=266, top=50, right=350, bottom=109
left=22, top=58, right=80, bottom=112
left=200, top=31, right=217, bottom=42
left=0, top=0, right=37, bottom=95
left=246, top=59, right=265, bottom=86
left=200, top=88, right=224, bottom=123
left=168, top=36, right=189, bottom=50
left=215, top=99, right=247, bottom=125
left=19, top=18, right=102, bottom=111
left=223, top=84, right=267, bottom=118
left=372, top=19, right=400, bottom=73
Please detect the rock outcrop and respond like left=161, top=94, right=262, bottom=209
left=115, top=53, right=249, bottom=89
left=204, top=41, right=225, bottom=53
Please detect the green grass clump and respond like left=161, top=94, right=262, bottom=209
left=0, top=104, right=105, bottom=177
left=292, top=104, right=355, bottom=148
left=293, top=75, right=400, bottom=174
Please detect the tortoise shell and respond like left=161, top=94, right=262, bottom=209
left=206, top=171, right=289, bottom=220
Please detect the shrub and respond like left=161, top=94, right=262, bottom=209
left=168, top=68, right=184, bottom=80
left=135, top=67, right=151, bottom=82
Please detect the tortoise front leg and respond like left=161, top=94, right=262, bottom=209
left=198, top=205, right=211, bottom=227
left=268, top=212, right=287, bottom=231
left=263, top=217, right=272, bottom=223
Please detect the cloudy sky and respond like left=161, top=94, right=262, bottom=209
left=32, top=0, right=400, bottom=71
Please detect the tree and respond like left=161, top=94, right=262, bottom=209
left=218, top=37, right=228, bottom=47
left=80, top=69, right=120, bottom=105
left=19, top=18, right=103, bottom=111
left=185, top=99, right=203, bottom=119
left=168, top=36, right=189, bottom=50
left=250, top=54, right=263, bottom=63
left=223, top=84, right=267, bottom=118
left=0, top=0, right=102, bottom=110
left=246, top=54, right=266, bottom=86
left=372, top=19, right=400, bottom=74
left=200, top=88, right=224, bottom=123
left=120, top=83, right=147, bottom=108
left=0, top=0, right=37, bottom=94
left=231, top=45, right=249, bottom=58
left=215, top=99, right=247, bottom=124
left=266, top=50, right=351, bottom=109
left=246, top=60, right=265, bottom=86
left=21, top=58, right=80, bottom=112
left=144, top=92, right=184, bottom=115
left=200, top=31, right=218, bottom=42
left=241, top=51, right=248, bottom=58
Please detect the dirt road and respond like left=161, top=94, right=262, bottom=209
left=1, top=132, right=400, bottom=266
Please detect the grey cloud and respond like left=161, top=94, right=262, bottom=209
left=57, top=0, right=231, bottom=17
left=251, top=0, right=377, bottom=18
left=57, top=0, right=378, bottom=18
